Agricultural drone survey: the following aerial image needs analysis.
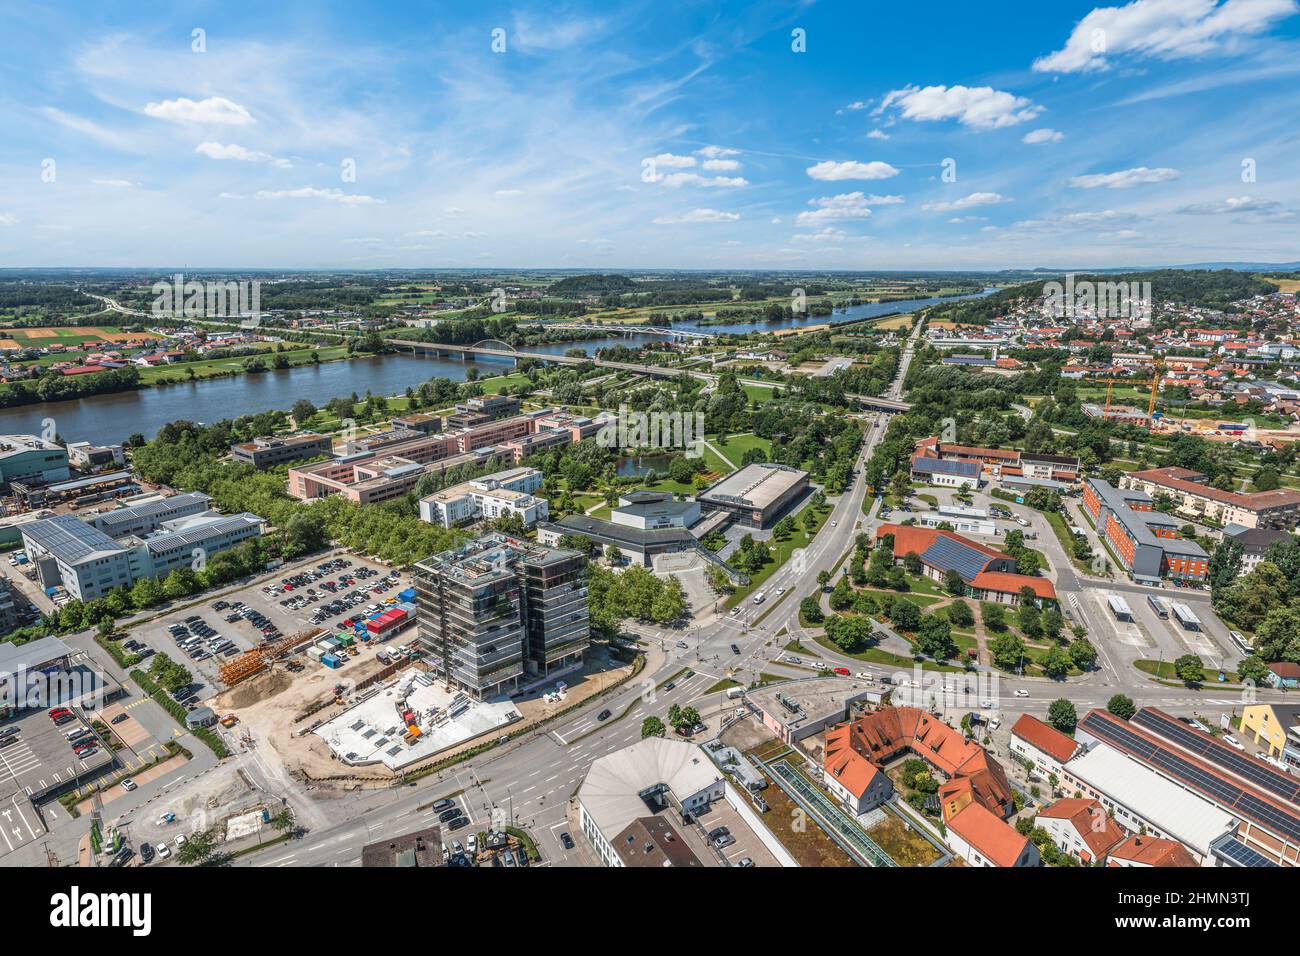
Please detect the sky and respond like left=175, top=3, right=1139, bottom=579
left=1, top=0, right=1299, bottom=271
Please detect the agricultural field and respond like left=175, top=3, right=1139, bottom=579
left=0, top=325, right=160, bottom=349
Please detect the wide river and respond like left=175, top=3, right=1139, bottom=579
left=0, top=288, right=995, bottom=444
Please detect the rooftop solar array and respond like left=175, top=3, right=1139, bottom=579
left=1080, top=712, right=1300, bottom=844
left=912, top=457, right=979, bottom=477
left=22, top=514, right=122, bottom=563
left=1213, top=836, right=1279, bottom=868
left=921, top=535, right=991, bottom=582
left=1134, top=708, right=1300, bottom=805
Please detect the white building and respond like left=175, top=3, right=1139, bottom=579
left=1060, top=743, right=1236, bottom=865
left=1009, top=713, right=1082, bottom=782
left=578, top=737, right=725, bottom=867
left=610, top=491, right=700, bottom=530
left=418, top=467, right=548, bottom=528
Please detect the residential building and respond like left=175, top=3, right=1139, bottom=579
left=1037, top=797, right=1126, bottom=865
left=0, top=435, right=70, bottom=487
left=361, top=827, right=444, bottom=868
left=1107, top=835, right=1199, bottom=868
left=696, top=462, right=809, bottom=528
left=1223, top=524, right=1293, bottom=574
left=1082, top=478, right=1208, bottom=584
left=230, top=431, right=332, bottom=468
left=418, top=467, right=548, bottom=528
left=822, top=706, right=1033, bottom=865
left=875, top=523, right=1057, bottom=605
left=577, top=737, right=726, bottom=867
left=1239, top=702, right=1300, bottom=768
left=412, top=533, right=588, bottom=698
left=1123, top=466, right=1300, bottom=530
left=1010, top=713, right=1082, bottom=782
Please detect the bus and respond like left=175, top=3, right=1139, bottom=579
left=1229, top=630, right=1252, bottom=655
left=1107, top=595, right=1133, bottom=622
left=1147, top=595, right=1169, bottom=619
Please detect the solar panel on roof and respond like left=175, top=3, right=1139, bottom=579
left=1214, top=837, right=1279, bottom=868
left=1134, top=709, right=1300, bottom=804
left=920, top=536, right=990, bottom=582
left=1082, top=712, right=1300, bottom=843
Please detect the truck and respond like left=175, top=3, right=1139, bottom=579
left=725, top=687, right=746, bottom=700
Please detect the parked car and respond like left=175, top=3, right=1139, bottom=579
left=155, top=843, right=171, bottom=860
left=121, top=778, right=137, bottom=792
left=559, top=832, right=574, bottom=850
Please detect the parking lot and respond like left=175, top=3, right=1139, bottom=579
left=131, top=553, right=410, bottom=703
left=0, top=704, right=116, bottom=858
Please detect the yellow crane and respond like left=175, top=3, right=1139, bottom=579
left=1095, top=359, right=1163, bottom=428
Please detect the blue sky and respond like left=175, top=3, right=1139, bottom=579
left=1, top=0, right=1299, bottom=270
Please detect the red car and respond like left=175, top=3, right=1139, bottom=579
left=48, top=708, right=71, bottom=720
left=833, top=667, right=850, bottom=676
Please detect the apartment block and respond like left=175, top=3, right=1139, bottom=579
left=1082, top=477, right=1208, bottom=584
left=1122, top=466, right=1300, bottom=530
left=230, top=431, right=332, bottom=468
left=418, top=467, right=549, bottom=528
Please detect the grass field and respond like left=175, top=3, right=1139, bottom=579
left=871, top=313, right=913, bottom=331
left=0, top=325, right=160, bottom=349
left=717, top=433, right=772, bottom=465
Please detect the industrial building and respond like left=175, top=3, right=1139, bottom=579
left=696, top=462, right=808, bottom=528
left=0, top=435, right=70, bottom=488
left=418, top=467, right=548, bottom=528
left=20, top=510, right=263, bottom=602
left=912, top=438, right=1079, bottom=486
left=1081, top=478, right=1208, bottom=584
left=412, top=533, right=589, bottom=699
left=86, top=492, right=213, bottom=539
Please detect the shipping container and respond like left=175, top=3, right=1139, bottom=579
left=321, top=653, right=341, bottom=668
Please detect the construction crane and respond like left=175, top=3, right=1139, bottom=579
left=1094, top=358, right=1164, bottom=428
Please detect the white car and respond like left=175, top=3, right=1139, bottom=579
left=775, top=587, right=786, bottom=596
left=121, top=778, right=137, bottom=792
left=980, top=699, right=995, bottom=709
left=855, top=672, right=872, bottom=681
left=1013, top=689, right=1030, bottom=698
left=155, top=843, right=172, bottom=860
left=831, top=520, right=838, bottom=527
left=175, top=834, right=187, bottom=849
left=1223, top=735, right=1245, bottom=751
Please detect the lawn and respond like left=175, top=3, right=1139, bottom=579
left=477, top=372, right=531, bottom=394
left=718, top=433, right=773, bottom=465
left=725, top=500, right=831, bottom=608
left=1135, top=659, right=1242, bottom=684
left=742, top=383, right=780, bottom=403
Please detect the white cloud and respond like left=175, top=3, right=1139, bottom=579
left=697, top=146, right=739, bottom=159
left=947, top=216, right=989, bottom=223
left=702, top=158, right=740, bottom=171
left=0, top=213, right=17, bottom=227
left=866, top=129, right=890, bottom=140
left=658, top=172, right=748, bottom=188
left=648, top=152, right=696, bottom=168
left=1099, top=229, right=1144, bottom=239
left=253, top=186, right=383, bottom=204
left=796, top=191, right=904, bottom=225
left=195, top=142, right=291, bottom=167
left=806, top=160, right=900, bottom=181
left=143, top=96, right=255, bottom=125
left=1069, top=166, right=1181, bottom=188
left=1033, top=0, right=1299, bottom=73
left=921, top=192, right=1014, bottom=213
left=792, top=227, right=870, bottom=243
left=876, top=84, right=1043, bottom=129
left=1022, top=128, right=1065, bottom=144
left=92, top=179, right=136, bottom=188
left=494, top=188, right=525, bottom=198
left=1176, top=195, right=1297, bottom=220
left=843, top=100, right=869, bottom=111
left=652, top=208, right=739, bottom=224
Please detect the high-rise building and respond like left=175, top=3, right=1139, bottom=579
left=412, top=533, right=588, bottom=699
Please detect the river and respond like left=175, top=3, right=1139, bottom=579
left=0, top=288, right=996, bottom=445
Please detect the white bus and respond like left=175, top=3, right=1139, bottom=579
left=1107, top=595, right=1133, bottom=622
left=1170, top=602, right=1202, bottom=631
left=1147, top=595, right=1169, bottom=619
left=1229, top=630, right=1252, bottom=655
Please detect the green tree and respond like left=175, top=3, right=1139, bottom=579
left=641, top=716, right=667, bottom=739
left=946, top=599, right=974, bottom=628
left=943, top=569, right=965, bottom=596
left=800, top=596, right=824, bottom=624
left=1047, top=698, right=1078, bottom=734
left=1174, top=653, right=1205, bottom=685
left=1107, top=694, right=1136, bottom=720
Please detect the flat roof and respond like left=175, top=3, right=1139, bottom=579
left=21, top=514, right=124, bottom=564
left=747, top=677, right=878, bottom=732
left=579, top=738, right=722, bottom=838
left=0, top=635, right=72, bottom=675
left=1065, top=744, right=1236, bottom=857
left=699, top=462, right=808, bottom=511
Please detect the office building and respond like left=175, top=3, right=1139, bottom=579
left=1082, top=478, right=1208, bottom=584
left=413, top=533, right=588, bottom=699
left=87, top=492, right=213, bottom=539
left=230, top=431, right=332, bottom=468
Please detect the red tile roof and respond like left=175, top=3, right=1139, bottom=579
left=1107, top=835, right=1198, bottom=868
left=823, top=725, right=885, bottom=799
left=970, top=571, right=1057, bottom=601
left=1011, top=714, right=1080, bottom=764
left=1038, top=797, right=1125, bottom=859
left=1268, top=662, right=1300, bottom=680
left=1131, top=466, right=1300, bottom=510
left=947, top=802, right=1033, bottom=867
